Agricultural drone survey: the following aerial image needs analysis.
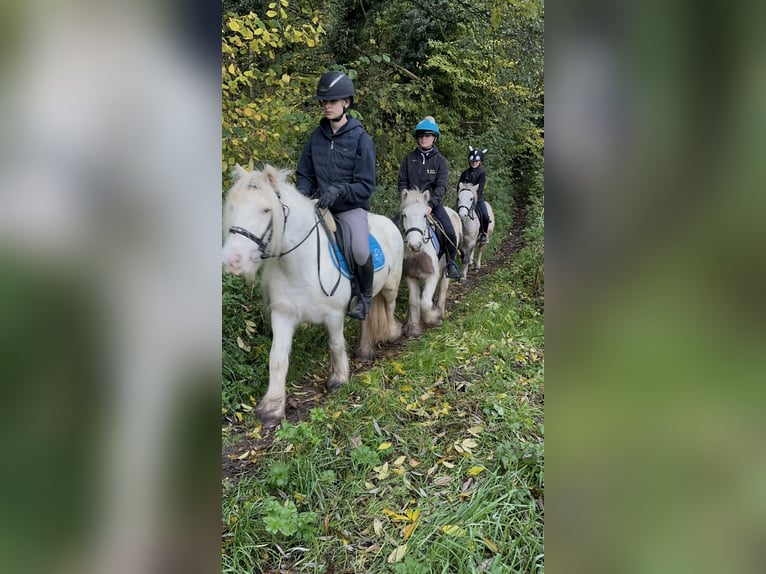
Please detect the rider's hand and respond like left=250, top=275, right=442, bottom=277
left=318, top=184, right=342, bottom=209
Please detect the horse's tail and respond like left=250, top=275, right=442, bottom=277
left=358, top=292, right=401, bottom=355
left=371, top=293, right=401, bottom=342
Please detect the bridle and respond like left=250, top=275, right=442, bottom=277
left=456, top=189, right=477, bottom=220
left=399, top=211, right=433, bottom=245
left=228, top=182, right=314, bottom=260
left=227, top=181, right=340, bottom=296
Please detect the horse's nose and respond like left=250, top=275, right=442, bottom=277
left=222, top=248, right=242, bottom=271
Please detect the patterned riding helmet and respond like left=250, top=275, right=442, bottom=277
left=468, top=145, right=488, bottom=162
left=413, top=116, right=441, bottom=140
left=314, top=71, right=355, bottom=102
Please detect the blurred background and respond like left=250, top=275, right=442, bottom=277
left=0, top=1, right=222, bottom=573
left=547, top=0, right=766, bottom=572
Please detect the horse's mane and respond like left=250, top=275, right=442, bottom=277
left=400, top=187, right=429, bottom=209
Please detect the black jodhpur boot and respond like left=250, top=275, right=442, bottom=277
left=347, top=255, right=374, bottom=320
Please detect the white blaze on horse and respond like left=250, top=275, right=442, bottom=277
left=456, top=182, right=495, bottom=281
left=222, top=165, right=403, bottom=427
left=398, top=188, right=463, bottom=338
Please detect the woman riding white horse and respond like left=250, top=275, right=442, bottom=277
left=222, top=165, right=403, bottom=427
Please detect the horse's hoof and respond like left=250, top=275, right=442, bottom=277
left=255, top=401, right=284, bottom=428
left=355, top=348, right=375, bottom=361
left=257, top=411, right=284, bottom=429
left=327, top=377, right=345, bottom=392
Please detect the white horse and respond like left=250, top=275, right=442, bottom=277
left=398, top=188, right=463, bottom=337
left=222, top=165, right=403, bottom=427
left=456, top=182, right=495, bottom=281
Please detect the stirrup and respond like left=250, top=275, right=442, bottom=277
left=446, top=261, right=461, bottom=279
left=346, top=297, right=370, bottom=321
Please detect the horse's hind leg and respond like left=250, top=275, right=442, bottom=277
left=326, top=314, right=349, bottom=392
left=256, top=313, right=296, bottom=428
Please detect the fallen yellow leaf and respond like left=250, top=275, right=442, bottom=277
left=387, top=544, right=408, bottom=563
left=467, top=466, right=486, bottom=477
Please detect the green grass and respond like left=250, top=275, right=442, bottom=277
left=222, top=247, right=544, bottom=573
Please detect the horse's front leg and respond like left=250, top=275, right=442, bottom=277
left=403, top=276, right=423, bottom=337
left=256, top=312, right=297, bottom=428
left=421, top=264, right=444, bottom=326
left=325, top=312, right=349, bottom=391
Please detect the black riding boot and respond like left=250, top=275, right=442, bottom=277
left=445, top=246, right=461, bottom=279
left=347, top=255, right=373, bottom=320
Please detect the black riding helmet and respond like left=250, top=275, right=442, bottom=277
left=314, top=71, right=355, bottom=103
left=468, top=145, right=488, bottom=163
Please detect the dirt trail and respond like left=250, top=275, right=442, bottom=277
left=222, top=192, right=530, bottom=481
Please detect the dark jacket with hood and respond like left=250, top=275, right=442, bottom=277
left=458, top=166, right=487, bottom=199
left=296, top=116, right=376, bottom=212
left=397, top=146, right=449, bottom=210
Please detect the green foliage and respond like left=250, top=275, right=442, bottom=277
left=222, top=3, right=325, bottom=180
left=349, top=443, right=380, bottom=470
left=261, top=497, right=318, bottom=538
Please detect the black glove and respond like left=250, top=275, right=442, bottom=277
left=317, top=184, right=342, bottom=209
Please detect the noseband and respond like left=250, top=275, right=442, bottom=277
left=400, top=213, right=432, bottom=244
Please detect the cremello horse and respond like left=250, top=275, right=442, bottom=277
left=398, top=188, right=463, bottom=337
left=222, top=165, right=403, bottom=427
left=456, top=182, right=495, bottom=281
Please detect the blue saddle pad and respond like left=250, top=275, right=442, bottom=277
left=329, top=235, right=386, bottom=279
left=428, top=225, right=440, bottom=255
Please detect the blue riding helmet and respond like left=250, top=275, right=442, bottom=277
left=413, top=116, right=440, bottom=140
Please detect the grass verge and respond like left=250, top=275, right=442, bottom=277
left=222, top=256, right=544, bottom=573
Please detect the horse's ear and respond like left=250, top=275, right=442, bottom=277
left=423, top=189, right=430, bottom=203
left=233, top=164, right=249, bottom=181
left=469, top=145, right=474, bottom=152
left=262, top=164, right=282, bottom=188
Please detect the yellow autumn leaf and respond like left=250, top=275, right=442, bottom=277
left=227, top=63, right=235, bottom=74
left=228, top=21, right=241, bottom=32
left=483, top=537, right=500, bottom=552
left=280, top=8, right=287, bottom=18
left=281, top=73, right=290, bottom=84
left=375, top=462, right=390, bottom=480
left=378, top=441, right=393, bottom=450
left=405, top=508, right=420, bottom=521
left=382, top=508, right=410, bottom=522
left=441, top=525, right=467, bottom=536
left=387, top=544, right=408, bottom=563
left=393, top=455, right=406, bottom=467
left=467, top=425, right=484, bottom=436
left=391, top=361, right=405, bottom=375
left=467, top=466, right=486, bottom=477
left=402, top=521, right=418, bottom=541
left=266, top=10, right=277, bottom=17
left=462, top=438, right=478, bottom=449
left=373, top=518, right=384, bottom=537
left=237, top=450, right=250, bottom=460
